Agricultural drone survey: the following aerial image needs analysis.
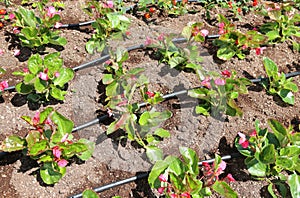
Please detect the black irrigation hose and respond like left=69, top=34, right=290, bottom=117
left=1, top=71, right=300, bottom=159
left=69, top=152, right=241, bottom=198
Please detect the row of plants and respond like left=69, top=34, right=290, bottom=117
left=0, top=0, right=299, bottom=197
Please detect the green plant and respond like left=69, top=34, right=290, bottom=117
left=138, top=0, right=188, bottom=16
left=213, top=14, right=267, bottom=60
left=146, top=22, right=206, bottom=69
left=188, top=69, right=251, bottom=117
left=261, top=57, right=298, bottom=105
left=0, top=107, right=95, bottom=184
left=13, top=6, right=67, bottom=52
left=83, top=0, right=130, bottom=54
left=236, top=119, right=300, bottom=198
left=259, top=2, right=300, bottom=51
left=13, top=52, right=74, bottom=102
left=103, top=48, right=171, bottom=162
left=21, top=0, right=65, bottom=8
left=148, top=147, right=237, bottom=197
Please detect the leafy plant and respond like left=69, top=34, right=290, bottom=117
left=188, top=69, right=251, bottom=117
left=148, top=147, right=237, bottom=198
left=102, top=47, right=171, bottom=162
left=21, top=0, right=65, bottom=8
left=146, top=22, right=206, bottom=69
left=138, top=0, right=188, bottom=16
left=0, top=107, right=95, bottom=184
left=259, top=2, right=300, bottom=51
left=213, top=14, right=267, bottom=60
left=13, top=52, right=74, bottom=102
left=236, top=119, right=300, bottom=198
left=261, top=57, right=298, bottom=105
left=13, top=6, right=67, bottom=52
left=83, top=0, right=130, bottom=54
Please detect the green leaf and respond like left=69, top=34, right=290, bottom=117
left=34, top=78, right=47, bottom=93
left=50, top=36, right=67, bottom=46
left=259, top=144, right=276, bottom=164
left=76, top=139, right=95, bottom=161
left=83, top=190, right=99, bottom=198
left=146, top=145, right=163, bottom=163
left=44, top=52, right=63, bottom=73
left=288, top=173, right=300, bottom=198
left=268, top=119, right=289, bottom=147
left=263, top=57, right=278, bottom=79
left=276, top=156, right=294, bottom=170
left=278, top=89, right=294, bottom=105
left=0, top=135, right=26, bottom=152
left=28, top=54, right=42, bottom=75
left=169, top=56, right=186, bottom=68
left=148, top=156, right=177, bottom=188
left=195, top=106, right=210, bottom=116
left=179, top=147, right=198, bottom=175
left=39, top=107, right=54, bottom=124
left=154, top=128, right=170, bottom=138
left=246, top=157, right=267, bottom=177
left=26, top=130, right=41, bottom=148
left=266, top=30, right=281, bottom=41
left=53, top=68, right=74, bottom=87
left=28, top=139, right=48, bottom=156
left=15, top=82, right=33, bottom=94
left=102, top=74, right=114, bottom=85
left=212, top=181, right=238, bottom=198
left=40, top=162, right=65, bottom=184
left=217, top=46, right=235, bottom=60
left=283, top=82, right=298, bottom=92
left=50, top=86, right=66, bottom=101
left=267, top=183, right=278, bottom=198
left=51, top=111, right=74, bottom=134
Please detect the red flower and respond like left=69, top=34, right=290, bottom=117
left=0, top=9, right=6, bottom=15
left=172, top=0, right=177, bottom=6
left=228, top=2, right=232, bottom=8
left=225, top=173, right=236, bottom=182
left=238, top=132, right=249, bottom=148
left=144, top=13, right=151, bottom=19
left=253, top=0, right=258, bottom=6
left=250, top=130, right=257, bottom=137
left=221, top=70, right=231, bottom=78
left=149, top=7, right=155, bottom=13
left=33, top=112, right=40, bottom=126
left=237, top=7, right=242, bottom=13
left=158, top=174, right=167, bottom=182
left=255, top=47, right=266, bottom=55
left=0, top=22, right=3, bottom=28
left=146, top=91, right=155, bottom=98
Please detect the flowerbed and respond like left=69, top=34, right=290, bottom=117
left=0, top=0, right=300, bottom=197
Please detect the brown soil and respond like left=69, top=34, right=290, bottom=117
left=0, top=1, right=299, bottom=198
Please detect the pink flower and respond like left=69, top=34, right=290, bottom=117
left=214, top=78, right=226, bottom=86
left=181, top=192, right=191, bottom=198
left=103, top=1, right=114, bottom=8
left=242, top=45, right=248, bottom=50
left=201, top=77, right=211, bottom=89
left=158, top=174, right=167, bottom=182
left=52, top=146, right=61, bottom=158
left=144, top=36, right=152, bottom=46
left=225, top=173, right=236, bottom=182
left=255, top=47, right=266, bottom=55
left=218, top=22, right=225, bottom=34
left=33, top=112, right=40, bottom=126
left=38, top=72, right=49, bottom=81
left=54, top=71, right=60, bottom=78
left=0, top=49, right=4, bottom=55
left=250, top=130, right=257, bottom=137
left=238, top=132, right=249, bottom=148
left=221, top=70, right=231, bottom=78
left=157, top=187, right=165, bottom=194
left=200, top=29, right=209, bottom=37
left=170, top=194, right=177, bottom=198
left=0, top=81, right=8, bottom=91
left=146, top=91, right=155, bottom=98
left=158, top=33, right=164, bottom=41
left=46, top=6, right=60, bottom=18
left=23, top=68, right=29, bottom=73
left=14, top=49, right=20, bottom=56
left=61, top=134, right=69, bottom=143
left=13, top=27, right=20, bottom=34
left=215, top=160, right=226, bottom=176
left=9, top=13, right=15, bottom=20
left=44, top=117, right=52, bottom=125
left=54, top=22, right=62, bottom=29
left=57, top=159, right=68, bottom=167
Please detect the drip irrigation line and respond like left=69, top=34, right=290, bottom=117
left=69, top=153, right=241, bottom=198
